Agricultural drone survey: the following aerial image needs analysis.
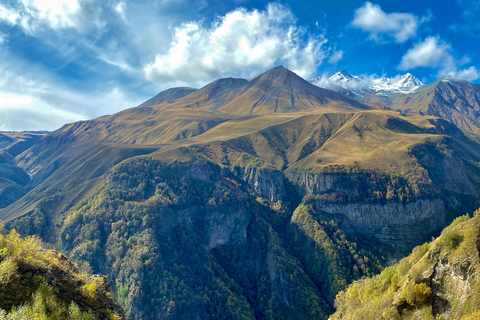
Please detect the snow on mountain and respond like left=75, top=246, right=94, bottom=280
left=371, top=73, right=424, bottom=94
left=310, top=71, right=424, bottom=96
left=329, top=70, right=359, bottom=83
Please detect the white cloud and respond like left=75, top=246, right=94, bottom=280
left=0, top=32, right=7, bottom=44
left=351, top=2, right=429, bottom=43
left=444, top=66, right=480, bottom=82
left=0, top=0, right=106, bottom=34
left=144, top=4, right=329, bottom=82
left=0, top=61, right=144, bottom=131
left=399, top=36, right=453, bottom=70
left=327, top=50, right=344, bottom=64
left=113, top=1, right=126, bottom=22
left=399, top=36, right=479, bottom=81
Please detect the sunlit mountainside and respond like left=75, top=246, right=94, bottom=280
left=2, top=65, right=480, bottom=319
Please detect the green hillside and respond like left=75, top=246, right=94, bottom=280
left=331, top=211, right=480, bottom=320
left=3, top=66, right=480, bottom=319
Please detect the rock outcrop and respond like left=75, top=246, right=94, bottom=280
left=232, top=166, right=287, bottom=201
left=313, top=198, right=447, bottom=249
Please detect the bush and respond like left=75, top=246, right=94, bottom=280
left=440, top=228, right=464, bottom=250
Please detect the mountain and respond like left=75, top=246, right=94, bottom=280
left=0, top=229, right=124, bottom=319
left=2, top=66, right=480, bottom=320
left=311, top=71, right=424, bottom=97
left=331, top=211, right=480, bottom=320
left=314, top=71, right=480, bottom=135
left=0, top=132, right=42, bottom=208
left=329, top=70, right=359, bottom=83
left=371, top=73, right=424, bottom=94
left=0, top=131, right=47, bottom=157
left=388, top=78, right=480, bottom=135
left=13, top=66, right=371, bottom=187
left=0, top=151, right=30, bottom=208
left=166, top=66, right=371, bottom=115
left=139, top=87, right=197, bottom=107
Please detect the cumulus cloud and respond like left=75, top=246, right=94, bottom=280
left=0, top=1, right=341, bottom=130
left=444, top=66, right=480, bottom=82
left=399, top=36, right=453, bottom=70
left=399, top=36, right=479, bottom=81
left=351, top=2, right=430, bottom=43
left=144, top=4, right=329, bottom=83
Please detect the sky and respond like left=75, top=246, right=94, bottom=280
left=0, top=0, right=479, bottom=131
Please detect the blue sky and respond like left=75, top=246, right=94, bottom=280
left=0, top=0, right=479, bottom=130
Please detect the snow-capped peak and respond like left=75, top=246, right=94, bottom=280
left=329, top=70, right=358, bottom=83
left=372, top=73, right=424, bottom=94
left=315, top=71, right=424, bottom=95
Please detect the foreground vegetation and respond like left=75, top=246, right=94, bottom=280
left=332, top=211, right=480, bottom=320
left=0, top=227, right=123, bottom=319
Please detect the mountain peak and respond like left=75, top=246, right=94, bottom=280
left=330, top=70, right=357, bottom=83
left=322, top=70, right=424, bottom=95
left=256, top=65, right=292, bottom=78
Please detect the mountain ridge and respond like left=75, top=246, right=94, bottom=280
left=311, top=70, right=425, bottom=96
left=3, top=65, right=480, bottom=320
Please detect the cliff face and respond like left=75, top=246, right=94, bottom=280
left=313, top=198, right=447, bottom=249
left=232, top=166, right=287, bottom=201
left=30, top=157, right=383, bottom=320
left=288, top=172, right=341, bottom=195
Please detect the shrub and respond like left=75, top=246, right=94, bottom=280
left=440, top=228, right=464, bottom=250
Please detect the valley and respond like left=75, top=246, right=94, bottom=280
left=2, top=66, right=480, bottom=319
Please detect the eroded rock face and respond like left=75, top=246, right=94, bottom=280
left=205, top=205, right=251, bottom=250
left=313, top=198, right=447, bottom=249
left=288, top=172, right=341, bottom=195
left=232, top=166, right=286, bottom=202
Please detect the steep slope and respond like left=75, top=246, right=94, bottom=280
left=0, top=228, right=123, bottom=319
left=0, top=151, right=30, bottom=208
left=139, top=87, right=197, bottom=107
left=217, top=66, right=370, bottom=115
left=331, top=212, right=480, bottom=320
left=0, top=131, right=47, bottom=157
left=4, top=66, right=480, bottom=320
left=15, top=66, right=369, bottom=188
left=6, top=157, right=383, bottom=320
left=392, top=78, right=480, bottom=135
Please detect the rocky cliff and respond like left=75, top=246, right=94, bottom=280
left=232, top=165, right=287, bottom=202
left=313, top=198, right=447, bottom=249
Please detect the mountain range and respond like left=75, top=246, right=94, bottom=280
left=2, top=66, right=480, bottom=319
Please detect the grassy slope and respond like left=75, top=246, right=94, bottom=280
left=0, top=228, right=123, bottom=319
left=331, top=212, right=480, bottom=320
left=5, top=108, right=480, bottom=223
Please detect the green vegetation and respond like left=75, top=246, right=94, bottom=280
left=331, top=213, right=480, bottom=320
left=3, top=69, right=480, bottom=320
left=288, top=204, right=383, bottom=302
left=14, top=157, right=388, bottom=320
left=0, top=228, right=123, bottom=319
left=298, top=163, right=435, bottom=204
